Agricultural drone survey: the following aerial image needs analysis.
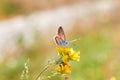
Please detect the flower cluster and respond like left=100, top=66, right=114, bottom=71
left=55, top=46, right=80, bottom=74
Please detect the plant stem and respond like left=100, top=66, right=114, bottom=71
left=64, top=76, right=69, bottom=80
left=34, top=62, right=54, bottom=80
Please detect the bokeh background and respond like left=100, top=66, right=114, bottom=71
left=0, top=0, right=120, bottom=80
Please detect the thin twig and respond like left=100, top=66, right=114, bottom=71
left=34, top=62, right=54, bottom=80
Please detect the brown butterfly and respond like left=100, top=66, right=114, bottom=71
left=54, top=26, right=68, bottom=46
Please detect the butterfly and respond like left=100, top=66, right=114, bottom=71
left=54, top=26, right=68, bottom=46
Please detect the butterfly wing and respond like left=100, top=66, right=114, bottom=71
left=54, top=35, right=62, bottom=45
left=58, top=26, right=66, bottom=41
left=54, top=26, right=67, bottom=46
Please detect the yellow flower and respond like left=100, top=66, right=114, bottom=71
left=56, top=46, right=80, bottom=61
left=64, top=64, right=71, bottom=74
left=55, top=46, right=80, bottom=74
left=56, top=46, right=70, bottom=56
left=55, top=63, right=71, bottom=74
left=55, top=64, right=61, bottom=72
left=62, top=55, right=69, bottom=63
left=69, top=48, right=80, bottom=61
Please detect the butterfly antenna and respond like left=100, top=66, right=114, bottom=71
left=68, top=38, right=80, bottom=43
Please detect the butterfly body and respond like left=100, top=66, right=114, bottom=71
left=55, top=26, right=68, bottom=46
left=58, top=40, right=68, bottom=46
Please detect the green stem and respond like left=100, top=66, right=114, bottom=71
left=34, top=62, right=54, bottom=80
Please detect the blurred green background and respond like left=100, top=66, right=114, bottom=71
left=0, top=0, right=120, bottom=80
